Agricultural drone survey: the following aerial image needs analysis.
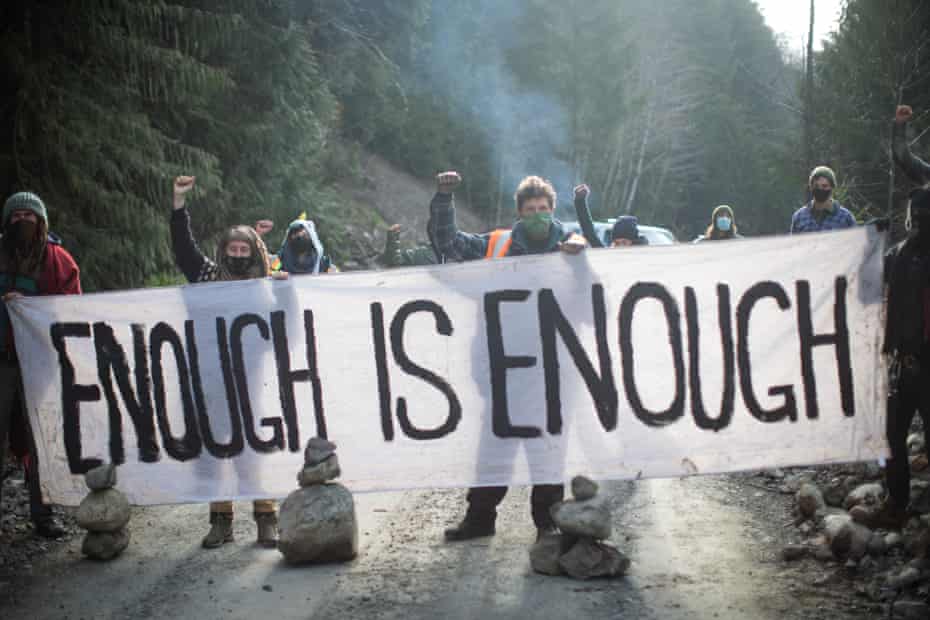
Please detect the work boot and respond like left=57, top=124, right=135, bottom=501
left=444, top=518, right=495, bottom=542
left=255, top=512, right=278, bottom=548
left=33, top=515, right=67, bottom=539
left=202, top=512, right=234, bottom=549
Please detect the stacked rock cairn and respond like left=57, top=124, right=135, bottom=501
left=530, top=475, right=631, bottom=579
left=76, top=463, right=131, bottom=561
left=278, top=437, right=358, bottom=565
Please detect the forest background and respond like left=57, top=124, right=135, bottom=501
left=2, top=0, right=928, bottom=291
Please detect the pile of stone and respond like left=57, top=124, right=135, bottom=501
left=530, top=475, right=630, bottom=579
left=278, top=437, right=358, bottom=565
left=780, top=429, right=930, bottom=614
left=76, top=464, right=131, bottom=561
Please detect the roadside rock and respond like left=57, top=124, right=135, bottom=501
left=558, top=539, right=630, bottom=580
left=304, top=437, right=337, bottom=466
left=844, top=483, right=884, bottom=510
left=297, top=455, right=341, bottom=487
left=885, top=532, right=904, bottom=549
left=867, top=532, right=888, bottom=557
left=781, top=544, right=808, bottom=561
left=797, top=483, right=825, bottom=518
left=886, top=566, right=922, bottom=590
left=908, top=432, right=925, bottom=455
left=893, top=600, right=930, bottom=620
left=824, top=514, right=872, bottom=560
left=84, top=464, right=117, bottom=491
left=551, top=496, right=611, bottom=540
left=571, top=476, right=598, bottom=501
left=529, top=534, right=564, bottom=576
left=82, top=529, right=130, bottom=561
left=823, top=478, right=850, bottom=507
left=278, top=483, right=357, bottom=564
left=910, top=480, right=930, bottom=514
left=76, top=489, right=131, bottom=533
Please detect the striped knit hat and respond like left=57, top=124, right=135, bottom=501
left=3, top=192, right=48, bottom=226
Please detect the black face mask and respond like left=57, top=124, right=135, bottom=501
left=226, top=256, right=252, bottom=276
left=289, top=236, right=312, bottom=254
left=5, top=219, right=37, bottom=251
left=812, top=188, right=832, bottom=203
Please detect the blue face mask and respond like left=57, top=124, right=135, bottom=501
left=716, top=216, right=732, bottom=232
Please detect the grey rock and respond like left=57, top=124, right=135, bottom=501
left=908, top=432, right=926, bottom=455
left=824, top=514, right=872, bottom=560
left=82, top=529, right=130, bottom=561
left=885, top=532, right=904, bottom=549
left=551, top=496, right=611, bottom=540
left=783, top=474, right=813, bottom=494
left=278, top=483, right=357, bottom=564
left=910, top=480, right=930, bottom=514
left=844, top=483, right=884, bottom=510
left=297, top=455, right=341, bottom=487
left=571, top=476, right=598, bottom=501
left=867, top=532, right=888, bottom=557
left=822, top=478, right=849, bottom=507
left=304, top=437, right=337, bottom=466
left=558, top=539, right=630, bottom=580
left=781, top=544, right=808, bottom=561
left=886, top=567, right=922, bottom=590
left=849, top=504, right=876, bottom=525
left=893, top=600, right=930, bottom=620
left=76, top=489, right=131, bottom=533
left=812, top=544, right=835, bottom=562
left=797, top=483, right=825, bottom=518
left=529, top=534, right=564, bottom=576
left=84, top=464, right=117, bottom=491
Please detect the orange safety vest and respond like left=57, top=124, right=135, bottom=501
left=484, top=229, right=512, bottom=259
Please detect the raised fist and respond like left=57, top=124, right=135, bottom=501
left=436, top=171, right=462, bottom=194
left=174, top=175, right=195, bottom=195
left=574, top=184, right=590, bottom=200
left=896, top=105, right=913, bottom=124
left=254, top=219, right=274, bottom=237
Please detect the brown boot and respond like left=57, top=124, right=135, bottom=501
left=202, top=512, right=234, bottom=549
left=255, top=512, right=278, bottom=548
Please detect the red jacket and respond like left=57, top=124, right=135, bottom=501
left=37, top=241, right=81, bottom=295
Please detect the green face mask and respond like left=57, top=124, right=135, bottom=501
left=521, top=212, right=552, bottom=241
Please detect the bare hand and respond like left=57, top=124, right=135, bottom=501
left=560, top=233, right=587, bottom=255
left=896, top=105, right=913, bottom=124
left=271, top=271, right=289, bottom=281
left=436, top=171, right=462, bottom=194
left=2, top=291, right=24, bottom=303
left=254, top=220, right=274, bottom=237
left=388, top=224, right=401, bottom=233
left=173, top=176, right=195, bottom=209
left=574, top=184, right=590, bottom=200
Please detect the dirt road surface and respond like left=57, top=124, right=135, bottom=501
left=1, top=474, right=879, bottom=620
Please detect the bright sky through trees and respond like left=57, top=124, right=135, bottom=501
left=755, top=0, right=842, bottom=50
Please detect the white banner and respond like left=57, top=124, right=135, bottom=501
left=11, top=227, right=887, bottom=506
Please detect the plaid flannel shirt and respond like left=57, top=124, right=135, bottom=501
left=790, top=201, right=856, bottom=234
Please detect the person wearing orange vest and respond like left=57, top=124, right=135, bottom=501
left=429, top=171, right=586, bottom=542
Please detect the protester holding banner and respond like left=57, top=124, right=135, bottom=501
left=573, top=184, right=646, bottom=248
left=272, top=214, right=332, bottom=275
left=430, top=171, right=585, bottom=542
left=693, top=205, right=741, bottom=243
left=873, top=105, right=930, bottom=530
left=170, top=175, right=280, bottom=548
left=790, top=166, right=856, bottom=233
left=0, top=191, right=79, bottom=538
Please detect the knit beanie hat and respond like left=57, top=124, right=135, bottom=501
left=3, top=192, right=48, bottom=226
left=809, top=166, right=837, bottom=188
left=611, top=216, right=640, bottom=242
